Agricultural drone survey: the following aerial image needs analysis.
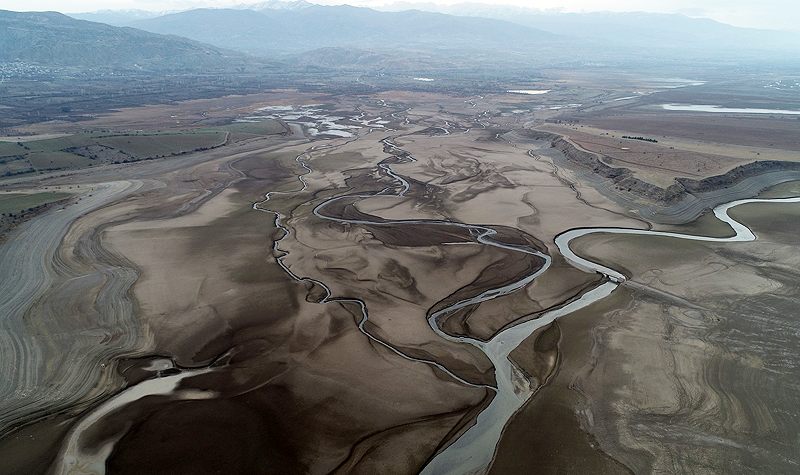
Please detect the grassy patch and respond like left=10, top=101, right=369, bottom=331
left=221, top=119, right=286, bottom=136
left=0, top=192, right=70, bottom=214
left=97, top=131, right=226, bottom=158
left=26, top=151, right=91, bottom=170
left=0, top=156, right=34, bottom=177
left=0, top=142, right=27, bottom=158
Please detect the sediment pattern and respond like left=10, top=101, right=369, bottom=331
left=2, top=94, right=799, bottom=475
left=0, top=181, right=147, bottom=435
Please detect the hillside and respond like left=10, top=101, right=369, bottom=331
left=0, top=10, right=250, bottom=71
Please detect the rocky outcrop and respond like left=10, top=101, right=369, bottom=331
left=550, top=136, right=800, bottom=207
left=552, top=137, right=686, bottom=204
left=678, top=161, right=800, bottom=193
left=515, top=129, right=800, bottom=223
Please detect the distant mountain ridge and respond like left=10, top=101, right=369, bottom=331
left=129, top=5, right=556, bottom=57
left=234, top=0, right=313, bottom=10
left=0, top=10, right=251, bottom=71
left=71, top=1, right=313, bottom=25
left=379, top=3, right=800, bottom=55
left=70, top=9, right=164, bottom=25
left=26, top=3, right=800, bottom=73
left=85, top=3, right=800, bottom=65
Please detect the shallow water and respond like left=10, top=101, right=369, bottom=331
left=662, top=103, right=800, bottom=115
left=506, top=89, right=550, bottom=95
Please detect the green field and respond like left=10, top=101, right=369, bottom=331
left=221, top=119, right=287, bottom=143
left=0, top=130, right=228, bottom=178
left=0, top=192, right=70, bottom=214
left=26, top=151, right=91, bottom=170
left=96, top=132, right=227, bottom=157
left=223, top=119, right=287, bottom=136
left=0, top=119, right=288, bottom=179
left=0, top=142, right=26, bottom=158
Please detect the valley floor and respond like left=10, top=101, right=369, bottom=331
left=1, top=87, right=798, bottom=474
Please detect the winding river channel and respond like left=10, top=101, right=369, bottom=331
left=256, top=132, right=800, bottom=474
left=51, top=125, right=800, bottom=474
left=424, top=194, right=800, bottom=475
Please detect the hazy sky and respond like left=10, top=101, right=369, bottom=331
left=2, top=0, right=798, bottom=31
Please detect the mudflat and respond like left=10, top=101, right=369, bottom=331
left=1, top=82, right=798, bottom=474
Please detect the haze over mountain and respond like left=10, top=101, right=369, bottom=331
left=0, top=10, right=251, bottom=71
left=64, top=2, right=799, bottom=67
left=70, top=1, right=313, bottom=25
left=234, top=0, right=313, bottom=10
left=8, top=1, right=800, bottom=76
left=380, top=3, right=800, bottom=56
left=128, top=5, right=555, bottom=57
left=70, top=9, right=164, bottom=25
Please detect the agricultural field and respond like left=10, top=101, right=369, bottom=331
left=0, top=130, right=229, bottom=177
left=223, top=119, right=288, bottom=142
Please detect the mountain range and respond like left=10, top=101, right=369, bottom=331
left=126, top=5, right=555, bottom=57
left=70, top=1, right=313, bottom=25
left=4, top=2, right=799, bottom=75
left=380, top=4, right=800, bottom=55
left=69, top=2, right=800, bottom=65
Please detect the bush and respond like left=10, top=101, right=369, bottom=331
left=622, top=135, right=658, bottom=143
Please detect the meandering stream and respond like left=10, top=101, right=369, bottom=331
left=425, top=195, right=800, bottom=474
left=261, top=133, right=800, bottom=474
left=50, top=122, right=800, bottom=474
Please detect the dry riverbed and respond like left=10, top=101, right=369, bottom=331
left=0, top=89, right=798, bottom=474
